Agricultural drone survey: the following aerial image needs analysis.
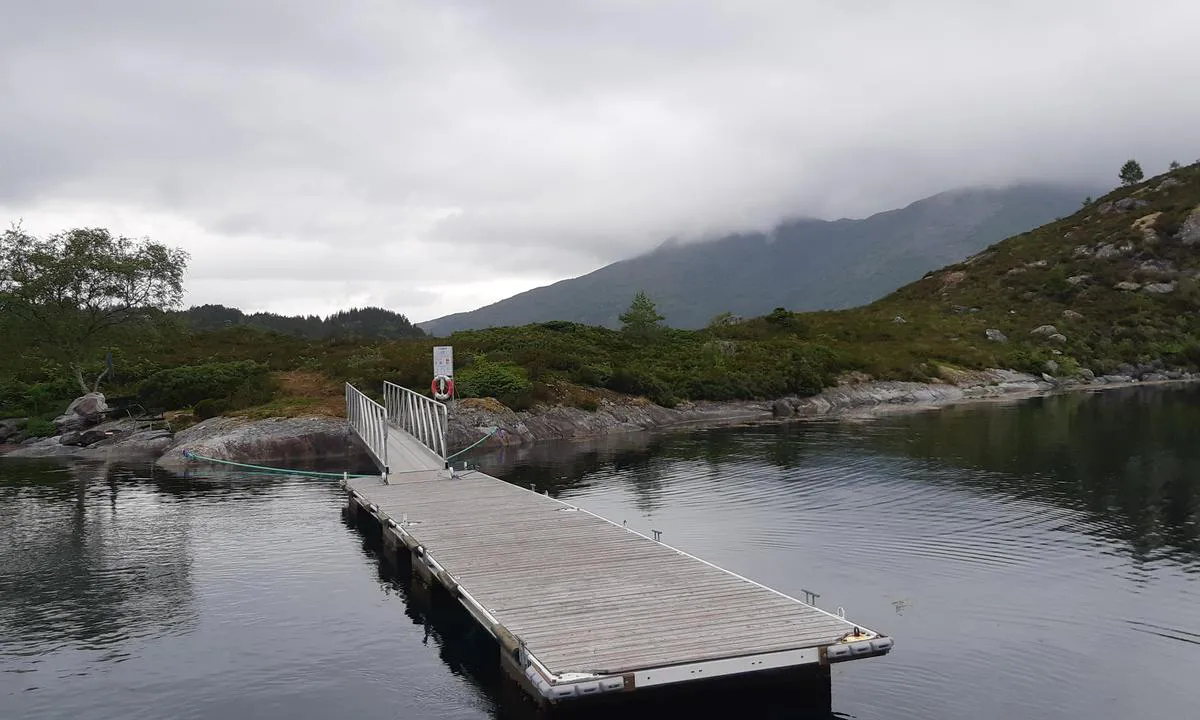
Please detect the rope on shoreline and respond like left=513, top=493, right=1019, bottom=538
left=445, top=426, right=500, bottom=462
left=182, top=450, right=376, bottom=480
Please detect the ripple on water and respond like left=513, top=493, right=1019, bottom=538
left=477, top=398, right=1200, bottom=720
left=7, top=388, right=1200, bottom=720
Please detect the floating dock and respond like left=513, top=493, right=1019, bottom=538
left=344, top=382, right=893, bottom=706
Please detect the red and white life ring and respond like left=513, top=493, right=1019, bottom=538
left=431, top=375, right=454, bottom=400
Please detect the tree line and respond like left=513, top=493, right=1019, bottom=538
left=1, top=225, right=422, bottom=396
left=179, top=304, right=425, bottom=341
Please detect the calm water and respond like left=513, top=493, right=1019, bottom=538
left=2, top=385, right=1198, bottom=719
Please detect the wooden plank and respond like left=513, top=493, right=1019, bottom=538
left=488, top=584, right=775, bottom=615
left=511, top=605, right=837, bottom=644
left=345, top=425, right=868, bottom=679
left=531, top=624, right=849, bottom=666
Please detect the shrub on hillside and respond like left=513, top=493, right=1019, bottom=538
left=605, top=367, right=677, bottom=407
left=568, top=363, right=613, bottom=387
left=1170, top=341, right=1200, bottom=369
left=192, top=398, right=227, bottom=420
left=0, top=380, right=26, bottom=416
left=139, top=361, right=274, bottom=411
left=455, top=357, right=532, bottom=406
left=0, top=377, right=81, bottom=417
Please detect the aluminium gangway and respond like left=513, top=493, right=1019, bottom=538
left=344, top=381, right=892, bottom=706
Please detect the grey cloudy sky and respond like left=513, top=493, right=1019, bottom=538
left=3, top=0, right=1198, bottom=321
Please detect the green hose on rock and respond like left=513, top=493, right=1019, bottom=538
left=182, top=450, right=376, bottom=479
left=445, top=426, right=500, bottom=462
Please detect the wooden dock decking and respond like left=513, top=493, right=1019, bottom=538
left=342, top=410, right=893, bottom=704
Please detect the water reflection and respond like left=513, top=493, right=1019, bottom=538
left=483, top=385, right=1200, bottom=566
left=870, top=385, right=1200, bottom=564
left=0, top=460, right=197, bottom=666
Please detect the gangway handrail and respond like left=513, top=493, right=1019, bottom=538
left=383, top=381, right=448, bottom=461
left=345, top=382, right=388, bottom=475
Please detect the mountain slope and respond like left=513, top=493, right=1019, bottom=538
left=421, top=165, right=1199, bottom=410
left=832, top=164, right=1200, bottom=378
left=422, top=182, right=1100, bottom=334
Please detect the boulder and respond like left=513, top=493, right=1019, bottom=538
left=1143, top=282, right=1177, bottom=294
left=79, top=429, right=174, bottom=459
left=6, top=426, right=173, bottom=460
left=985, top=329, right=1007, bottom=343
left=59, top=418, right=140, bottom=447
left=1080, top=368, right=1096, bottom=381
left=156, top=416, right=362, bottom=471
left=892, top=315, right=907, bottom=324
left=0, top=418, right=27, bottom=443
left=1114, top=281, right=1142, bottom=291
left=1092, top=241, right=1133, bottom=260
left=1155, top=178, right=1182, bottom=191
left=1067, top=274, right=1091, bottom=286
left=1131, top=212, right=1162, bottom=244
left=771, top=399, right=795, bottom=417
left=1044, top=360, right=1060, bottom=374
left=1114, top=197, right=1148, bottom=213
left=1030, top=325, right=1059, bottom=337
left=941, top=271, right=967, bottom=287
left=1142, top=373, right=1170, bottom=382
left=59, top=430, right=94, bottom=447
left=1175, top=204, right=1200, bottom=246
left=1137, top=360, right=1165, bottom=375
left=1048, top=333, right=1068, bottom=343
left=5, top=436, right=69, bottom=457
left=54, top=393, right=109, bottom=432
left=1138, top=259, right=1176, bottom=275
left=1061, top=309, right=1084, bottom=320
left=1026, top=259, right=1049, bottom=268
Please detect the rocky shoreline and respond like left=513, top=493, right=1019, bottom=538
left=443, top=367, right=1194, bottom=452
left=1, top=367, right=1194, bottom=467
left=2, top=413, right=367, bottom=469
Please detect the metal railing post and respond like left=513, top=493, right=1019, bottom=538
left=345, top=382, right=390, bottom=480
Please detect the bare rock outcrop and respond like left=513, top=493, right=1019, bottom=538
left=1177, top=205, right=1200, bottom=245
left=156, top=416, right=364, bottom=470
left=5, top=418, right=172, bottom=460
left=53, top=393, right=108, bottom=432
left=445, top=397, right=770, bottom=453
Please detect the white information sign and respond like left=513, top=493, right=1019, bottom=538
left=433, top=346, right=454, bottom=378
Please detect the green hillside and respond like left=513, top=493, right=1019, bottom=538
left=827, top=164, right=1200, bottom=379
